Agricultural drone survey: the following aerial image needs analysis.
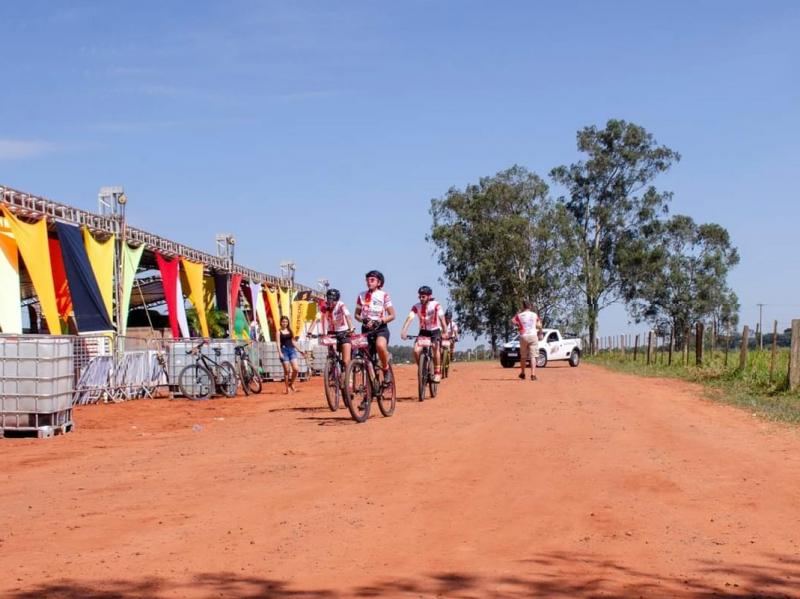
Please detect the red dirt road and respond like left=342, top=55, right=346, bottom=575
left=2, top=362, right=799, bottom=598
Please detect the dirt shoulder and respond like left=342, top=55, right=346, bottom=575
left=2, top=362, right=799, bottom=598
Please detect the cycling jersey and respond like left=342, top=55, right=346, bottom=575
left=446, top=321, right=459, bottom=339
left=513, top=310, right=539, bottom=335
left=315, top=301, right=351, bottom=334
left=356, top=289, right=393, bottom=323
left=409, top=300, right=442, bottom=331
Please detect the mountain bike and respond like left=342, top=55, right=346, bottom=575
left=441, top=338, right=452, bottom=379
left=178, top=340, right=238, bottom=400
left=309, top=333, right=348, bottom=412
left=235, top=342, right=262, bottom=395
left=409, top=335, right=439, bottom=401
left=344, top=331, right=396, bottom=423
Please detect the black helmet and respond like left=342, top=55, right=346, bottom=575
left=326, top=288, right=340, bottom=303
left=418, top=285, right=432, bottom=296
left=365, top=270, right=384, bottom=287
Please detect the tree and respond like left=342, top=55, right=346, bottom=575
left=428, top=165, right=578, bottom=353
left=186, top=307, right=229, bottom=338
left=621, top=214, right=740, bottom=344
left=550, top=119, right=680, bottom=353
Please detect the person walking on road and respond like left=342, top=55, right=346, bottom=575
left=512, top=300, right=542, bottom=381
left=278, top=315, right=306, bottom=394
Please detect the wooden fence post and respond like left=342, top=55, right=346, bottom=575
left=738, top=325, right=750, bottom=371
left=668, top=328, right=674, bottom=366
left=646, top=331, right=654, bottom=365
left=790, top=320, right=800, bottom=391
left=695, top=322, right=704, bottom=366
left=724, top=329, right=730, bottom=367
left=769, top=320, right=778, bottom=383
left=633, top=334, right=639, bottom=361
left=620, top=334, right=626, bottom=358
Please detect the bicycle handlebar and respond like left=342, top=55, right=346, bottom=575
left=187, top=339, right=207, bottom=355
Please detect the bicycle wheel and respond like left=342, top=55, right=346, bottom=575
left=217, top=361, right=239, bottom=397
left=429, top=356, right=439, bottom=398
left=442, top=349, right=450, bottom=379
left=243, top=359, right=263, bottom=394
left=418, top=353, right=428, bottom=401
left=376, top=363, right=396, bottom=417
left=238, top=357, right=251, bottom=396
left=323, top=356, right=341, bottom=411
left=178, top=363, right=213, bottom=400
left=345, top=358, right=371, bottom=423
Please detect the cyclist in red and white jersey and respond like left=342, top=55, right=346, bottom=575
left=309, top=288, right=355, bottom=369
left=401, top=285, right=448, bottom=382
left=354, top=270, right=396, bottom=384
left=444, top=308, right=459, bottom=355
left=512, top=300, right=542, bottom=381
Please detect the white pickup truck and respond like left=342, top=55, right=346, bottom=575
left=499, top=328, right=582, bottom=368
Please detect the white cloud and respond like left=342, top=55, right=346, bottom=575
left=0, top=139, right=58, bottom=160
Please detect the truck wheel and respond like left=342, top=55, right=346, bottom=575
left=500, top=357, right=516, bottom=368
left=536, top=350, right=547, bottom=368
left=569, top=350, right=581, bottom=367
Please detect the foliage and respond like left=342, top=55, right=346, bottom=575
left=428, top=165, right=579, bottom=351
left=186, top=307, right=229, bottom=338
left=550, top=119, right=680, bottom=351
left=620, top=214, right=739, bottom=341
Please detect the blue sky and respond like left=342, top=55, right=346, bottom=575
left=1, top=1, right=798, bottom=344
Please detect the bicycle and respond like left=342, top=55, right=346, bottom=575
left=177, top=340, right=238, bottom=400
left=309, top=333, right=348, bottom=412
left=408, top=335, right=439, bottom=401
left=344, top=330, right=396, bottom=423
left=441, top=338, right=452, bottom=379
left=235, top=342, right=263, bottom=395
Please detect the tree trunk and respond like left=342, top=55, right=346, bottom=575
left=587, top=298, right=599, bottom=356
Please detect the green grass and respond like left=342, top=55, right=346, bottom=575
left=586, top=347, right=800, bottom=424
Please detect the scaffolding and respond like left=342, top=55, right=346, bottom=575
left=0, top=183, right=317, bottom=292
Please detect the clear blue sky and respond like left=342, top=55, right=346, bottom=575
left=1, top=1, right=798, bottom=344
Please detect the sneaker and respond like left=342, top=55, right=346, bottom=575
left=518, top=372, right=526, bottom=380
left=358, top=399, right=368, bottom=411
left=531, top=374, right=538, bottom=381
left=383, top=368, right=393, bottom=385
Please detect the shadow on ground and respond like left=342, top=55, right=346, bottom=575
left=7, top=551, right=799, bottom=598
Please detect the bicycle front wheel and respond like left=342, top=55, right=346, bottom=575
left=418, top=353, right=428, bottom=402
left=217, top=361, right=239, bottom=397
left=238, top=357, right=251, bottom=395
left=323, top=356, right=341, bottom=412
left=442, top=349, right=450, bottom=379
left=345, top=358, right=371, bottom=423
left=429, top=356, right=439, bottom=398
left=376, top=363, right=396, bottom=417
left=178, top=363, right=213, bottom=400
left=242, top=359, right=263, bottom=394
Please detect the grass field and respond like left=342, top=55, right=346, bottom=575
left=586, top=346, right=800, bottom=424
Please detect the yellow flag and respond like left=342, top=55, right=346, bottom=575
left=181, top=259, right=209, bottom=337
left=4, top=209, right=61, bottom=334
left=82, top=228, right=115, bottom=324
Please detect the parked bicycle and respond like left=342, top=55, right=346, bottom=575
left=235, top=342, right=263, bottom=395
left=408, top=335, right=439, bottom=401
left=308, top=333, right=348, bottom=412
left=178, top=340, right=238, bottom=400
left=344, top=331, right=396, bottom=423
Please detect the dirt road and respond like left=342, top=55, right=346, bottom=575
left=1, top=362, right=799, bottom=598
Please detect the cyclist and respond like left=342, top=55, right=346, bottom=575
left=512, top=300, right=541, bottom=381
left=444, top=308, right=459, bottom=355
left=400, top=285, right=447, bottom=383
left=354, top=270, right=396, bottom=384
left=309, top=288, right=355, bottom=370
